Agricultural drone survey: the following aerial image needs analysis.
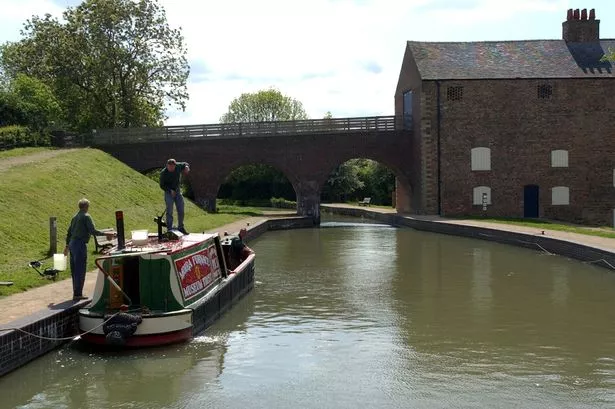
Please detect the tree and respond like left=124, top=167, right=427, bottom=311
left=220, top=88, right=308, bottom=123
left=1, top=0, right=189, bottom=131
left=0, top=73, right=61, bottom=131
left=601, top=47, right=615, bottom=62
left=321, top=159, right=364, bottom=202
left=323, top=111, right=333, bottom=119
left=321, top=159, right=396, bottom=205
left=218, top=88, right=308, bottom=203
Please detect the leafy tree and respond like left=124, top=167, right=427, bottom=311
left=321, top=159, right=395, bottom=205
left=220, top=88, right=308, bottom=123
left=601, top=47, right=615, bottom=62
left=0, top=73, right=61, bottom=131
left=323, top=111, right=333, bottom=119
left=321, top=159, right=364, bottom=202
left=1, top=0, right=189, bottom=132
left=357, top=160, right=395, bottom=205
left=218, top=164, right=295, bottom=202
left=218, top=88, right=308, bottom=203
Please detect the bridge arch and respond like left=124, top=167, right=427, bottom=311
left=188, top=158, right=301, bottom=213
left=319, top=155, right=416, bottom=213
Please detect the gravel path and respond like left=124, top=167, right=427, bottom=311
left=0, top=149, right=75, bottom=172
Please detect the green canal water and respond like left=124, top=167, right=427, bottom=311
left=2, top=216, right=615, bottom=408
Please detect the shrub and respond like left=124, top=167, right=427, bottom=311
left=0, top=125, right=50, bottom=150
left=270, top=197, right=297, bottom=209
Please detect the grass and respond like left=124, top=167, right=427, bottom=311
left=0, top=148, right=263, bottom=296
left=451, top=216, right=615, bottom=239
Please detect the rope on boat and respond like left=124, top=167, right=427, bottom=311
left=0, top=312, right=121, bottom=342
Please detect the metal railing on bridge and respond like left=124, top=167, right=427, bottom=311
left=91, top=115, right=403, bottom=145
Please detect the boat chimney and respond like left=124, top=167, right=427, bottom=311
left=115, top=210, right=126, bottom=250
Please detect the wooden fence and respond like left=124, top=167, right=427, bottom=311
left=91, top=115, right=404, bottom=145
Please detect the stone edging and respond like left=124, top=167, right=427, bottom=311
left=320, top=206, right=615, bottom=272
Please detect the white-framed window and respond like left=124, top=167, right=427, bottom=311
left=551, top=186, right=570, bottom=205
left=473, top=186, right=492, bottom=205
left=551, top=150, right=569, bottom=167
left=471, top=147, right=491, bottom=171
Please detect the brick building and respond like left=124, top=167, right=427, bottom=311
left=395, top=8, right=615, bottom=225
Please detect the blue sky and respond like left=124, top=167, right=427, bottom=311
left=1, top=0, right=614, bottom=125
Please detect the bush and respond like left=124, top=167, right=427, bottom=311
left=0, top=125, right=50, bottom=151
left=270, top=197, right=297, bottom=209
left=217, top=197, right=297, bottom=209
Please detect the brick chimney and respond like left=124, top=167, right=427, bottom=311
left=563, top=8, right=600, bottom=42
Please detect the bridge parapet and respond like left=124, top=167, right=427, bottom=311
left=92, top=115, right=405, bottom=145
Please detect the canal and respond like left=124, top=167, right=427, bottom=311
left=2, top=217, right=615, bottom=408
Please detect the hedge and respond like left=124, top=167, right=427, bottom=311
left=0, top=125, right=50, bottom=151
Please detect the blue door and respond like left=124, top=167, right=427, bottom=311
left=403, top=91, right=413, bottom=130
left=523, top=185, right=539, bottom=218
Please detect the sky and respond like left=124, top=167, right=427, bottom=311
left=1, top=0, right=614, bottom=125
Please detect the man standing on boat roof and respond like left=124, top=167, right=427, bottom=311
left=160, top=158, right=190, bottom=234
left=64, top=198, right=116, bottom=301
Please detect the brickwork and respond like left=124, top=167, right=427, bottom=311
left=0, top=300, right=88, bottom=377
left=100, top=130, right=417, bottom=221
left=436, top=78, right=615, bottom=225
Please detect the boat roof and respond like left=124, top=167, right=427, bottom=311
left=105, top=232, right=219, bottom=258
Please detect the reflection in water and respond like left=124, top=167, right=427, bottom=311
left=2, top=217, right=615, bottom=408
left=471, top=246, right=492, bottom=318
left=551, top=264, right=570, bottom=307
left=393, top=230, right=615, bottom=407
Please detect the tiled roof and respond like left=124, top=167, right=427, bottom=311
left=407, top=40, right=615, bottom=79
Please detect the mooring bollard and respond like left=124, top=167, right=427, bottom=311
left=49, top=216, right=57, bottom=255
left=116, top=210, right=125, bottom=250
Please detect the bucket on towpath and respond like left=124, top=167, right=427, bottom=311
left=53, top=253, right=67, bottom=271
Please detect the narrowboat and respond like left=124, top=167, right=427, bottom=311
left=78, top=215, right=255, bottom=348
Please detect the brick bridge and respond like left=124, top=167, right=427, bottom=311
left=92, top=116, right=419, bottom=223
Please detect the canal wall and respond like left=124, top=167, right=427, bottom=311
left=0, top=216, right=314, bottom=378
left=0, top=299, right=90, bottom=378
left=321, top=206, right=615, bottom=271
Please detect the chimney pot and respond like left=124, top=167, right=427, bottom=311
left=562, top=7, right=600, bottom=42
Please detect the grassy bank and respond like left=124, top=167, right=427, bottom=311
left=452, top=217, right=615, bottom=239
left=0, top=148, right=263, bottom=295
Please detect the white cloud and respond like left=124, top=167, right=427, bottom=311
left=160, top=0, right=574, bottom=125
left=4, top=0, right=613, bottom=126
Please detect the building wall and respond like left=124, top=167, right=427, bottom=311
left=433, top=78, right=615, bottom=224
left=394, top=45, right=435, bottom=214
